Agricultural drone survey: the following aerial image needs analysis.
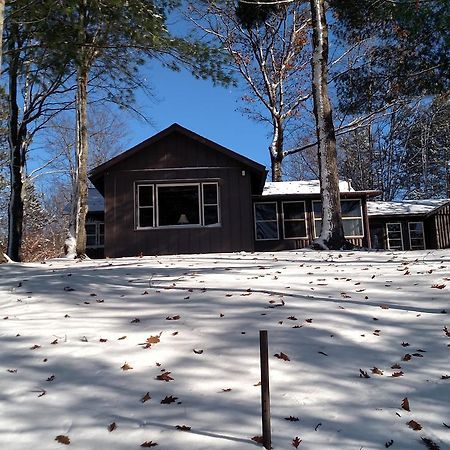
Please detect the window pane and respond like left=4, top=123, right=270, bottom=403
left=255, top=203, right=277, bottom=221
left=139, top=185, right=153, bottom=207
left=387, top=223, right=401, bottom=232
left=99, top=223, right=104, bottom=235
left=389, top=231, right=402, bottom=240
left=98, top=235, right=104, bottom=246
left=343, top=218, right=363, bottom=236
left=284, top=220, right=307, bottom=238
left=139, top=208, right=154, bottom=228
left=341, top=200, right=361, bottom=217
left=203, top=184, right=218, bottom=205
left=313, top=202, right=322, bottom=218
left=158, top=185, right=199, bottom=226
left=256, top=221, right=278, bottom=240
left=283, top=202, right=305, bottom=220
left=86, top=235, right=96, bottom=246
left=314, top=220, right=322, bottom=237
left=86, top=224, right=96, bottom=235
left=204, top=205, right=219, bottom=225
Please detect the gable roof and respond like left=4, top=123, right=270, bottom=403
left=368, top=199, right=450, bottom=217
left=89, top=123, right=266, bottom=182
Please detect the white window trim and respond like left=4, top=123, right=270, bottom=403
left=254, top=201, right=279, bottom=241
left=312, top=199, right=364, bottom=239
left=135, top=182, right=220, bottom=230
left=408, top=221, right=426, bottom=250
left=202, top=182, right=221, bottom=227
left=386, top=222, right=404, bottom=250
left=136, top=184, right=155, bottom=230
left=282, top=201, right=308, bottom=239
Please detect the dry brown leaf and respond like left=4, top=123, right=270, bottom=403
left=251, top=436, right=264, bottom=444
left=140, top=441, right=158, bottom=447
left=166, top=315, right=180, bottom=321
left=175, top=425, right=191, bottom=431
left=274, top=352, right=290, bottom=361
left=408, top=420, right=422, bottom=431
left=392, top=371, right=404, bottom=377
left=156, top=371, right=173, bottom=382
left=160, top=395, right=178, bottom=404
left=401, top=397, right=410, bottom=411
left=402, top=354, right=412, bottom=361
left=222, top=388, right=232, bottom=392
left=431, top=284, right=446, bottom=289
left=193, top=349, right=203, bottom=354
left=421, top=437, right=440, bottom=449
left=118, top=336, right=127, bottom=340
left=359, top=369, right=370, bottom=378
left=141, top=392, right=151, bottom=403
left=292, top=436, right=302, bottom=448
left=108, top=422, right=117, bottom=432
left=371, top=367, right=384, bottom=375
left=121, top=362, right=133, bottom=371
left=284, top=416, right=299, bottom=422
left=391, top=363, right=402, bottom=369
left=55, top=435, right=70, bottom=445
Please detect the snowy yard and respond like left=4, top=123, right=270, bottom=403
left=0, top=250, right=449, bottom=450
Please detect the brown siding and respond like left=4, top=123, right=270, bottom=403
left=104, top=166, right=254, bottom=257
left=433, top=203, right=450, bottom=248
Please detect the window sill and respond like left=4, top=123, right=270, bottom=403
left=135, top=224, right=221, bottom=231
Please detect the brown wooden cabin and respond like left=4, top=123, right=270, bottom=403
left=87, top=124, right=450, bottom=257
left=89, top=123, right=266, bottom=257
left=368, top=199, right=450, bottom=250
left=253, top=181, right=380, bottom=251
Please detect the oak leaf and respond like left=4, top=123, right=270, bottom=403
left=55, top=435, right=70, bottom=445
left=408, top=420, right=422, bottom=431
left=401, top=397, right=410, bottom=411
left=161, top=395, right=178, bottom=404
left=274, top=352, right=290, bottom=361
left=156, top=371, right=173, bottom=382
left=292, top=436, right=302, bottom=448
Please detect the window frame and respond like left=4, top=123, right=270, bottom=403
left=386, top=222, right=404, bottom=250
left=135, top=181, right=220, bottom=230
left=281, top=201, right=308, bottom=239
left=85, top=221, right=104, bottom=248
left=408, top=221, right=426, bottom=250
left=312, top=199, right=364, bottom=239
left=254, top=201, right=279, bottom=241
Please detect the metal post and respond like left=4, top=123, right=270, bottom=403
left=260, top=330, right=271, bottom=449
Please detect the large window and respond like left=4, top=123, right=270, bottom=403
left=408, top=222, right=425, bottom=250
left=313, top=199, right=364, bottom=238
left=136, top=182, right=219, bottom=229
left=254, top=202, right=279, bottom=240
left=86, top=221, right=104, bottom=248
left=386, top=223, right=404, bottom=250
left=282, top=201, right=307, bottom=239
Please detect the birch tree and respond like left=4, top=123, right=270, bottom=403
left=191, top=0, right=311, bottom=181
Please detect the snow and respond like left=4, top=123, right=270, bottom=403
left=368, top=199, right=450, bottom=216
left=1, top=250, right=449, bottom=450
left=262, top=180, right=354, bottom=196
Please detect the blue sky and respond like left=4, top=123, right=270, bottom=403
left=126, top=64, right=273, bottom=168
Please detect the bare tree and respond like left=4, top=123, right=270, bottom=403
left=191, top=0, right=311, bottom=181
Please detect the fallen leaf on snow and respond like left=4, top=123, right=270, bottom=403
left=55, top=435, right=70, bottom=445
left=175, top=425, right=191, bottom=431
left=156, top=371, right=173, bottom=382
left=359, top=369, right=370, bottom=378
left=161, top=395, right=178, bottom=404
left=141, top=392, right=151, bottom=403
left=121, top=363, right=133, bottom=371
left=251, top=436, right=264, bottom=444
left=140, top=441, right=158, bottom=447
left=408, top=420, right=422, bottom=431
left=292, top=436, right=302, bottom=448
left=371, top=367, right=383, bottom=375
left=401, top=397, right=410, bottom=411
left=431, top=284, right=446, bottom=289
left=392, top=371, right=404, bottom=377
left=108, top=422, right=117, bottom=432
left=274, top=352, right=290, bottom=361
left=420, top=437, right=440, bottom=449
left=284, top=416, right=299, bottom=422
left=193, top=349, right=203, bottom=354
left=166, top=315, right=180, bottom=321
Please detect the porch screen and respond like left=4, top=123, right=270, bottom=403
left=254, top=202, right=279, bottom=240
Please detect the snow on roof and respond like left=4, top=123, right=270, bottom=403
left=262, top=180, right=354, bottom=196
left=367, top=199, right=449, bottom=216
left=88, top=188, right=104, bottom=212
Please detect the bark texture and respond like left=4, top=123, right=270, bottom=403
left=7, top=24, right=26, bottom=261
left=309, top=0, right=346, bottom=250
left=270, top=118, right=284, bottom=181
left=0, top=0, right=5, bottom=68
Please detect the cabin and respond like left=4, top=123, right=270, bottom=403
left=368, top=199, right=450, bottom=251
left=88, top=123, right=450, bottom=257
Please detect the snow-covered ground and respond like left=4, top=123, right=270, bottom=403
left=0, top=250, right=449, bottom=450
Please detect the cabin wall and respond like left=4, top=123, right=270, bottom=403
left=103, top=166, right=254, bottom=257
left=433, top=203, right=450, bottom=249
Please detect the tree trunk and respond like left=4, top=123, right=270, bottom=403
left=309, top=0, right=346, bottom=250
left=7, top=24, right=26, bottom=262
left=270, top=118, right=284, bottom=182
left=66, top=62, right=89, bottom=258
